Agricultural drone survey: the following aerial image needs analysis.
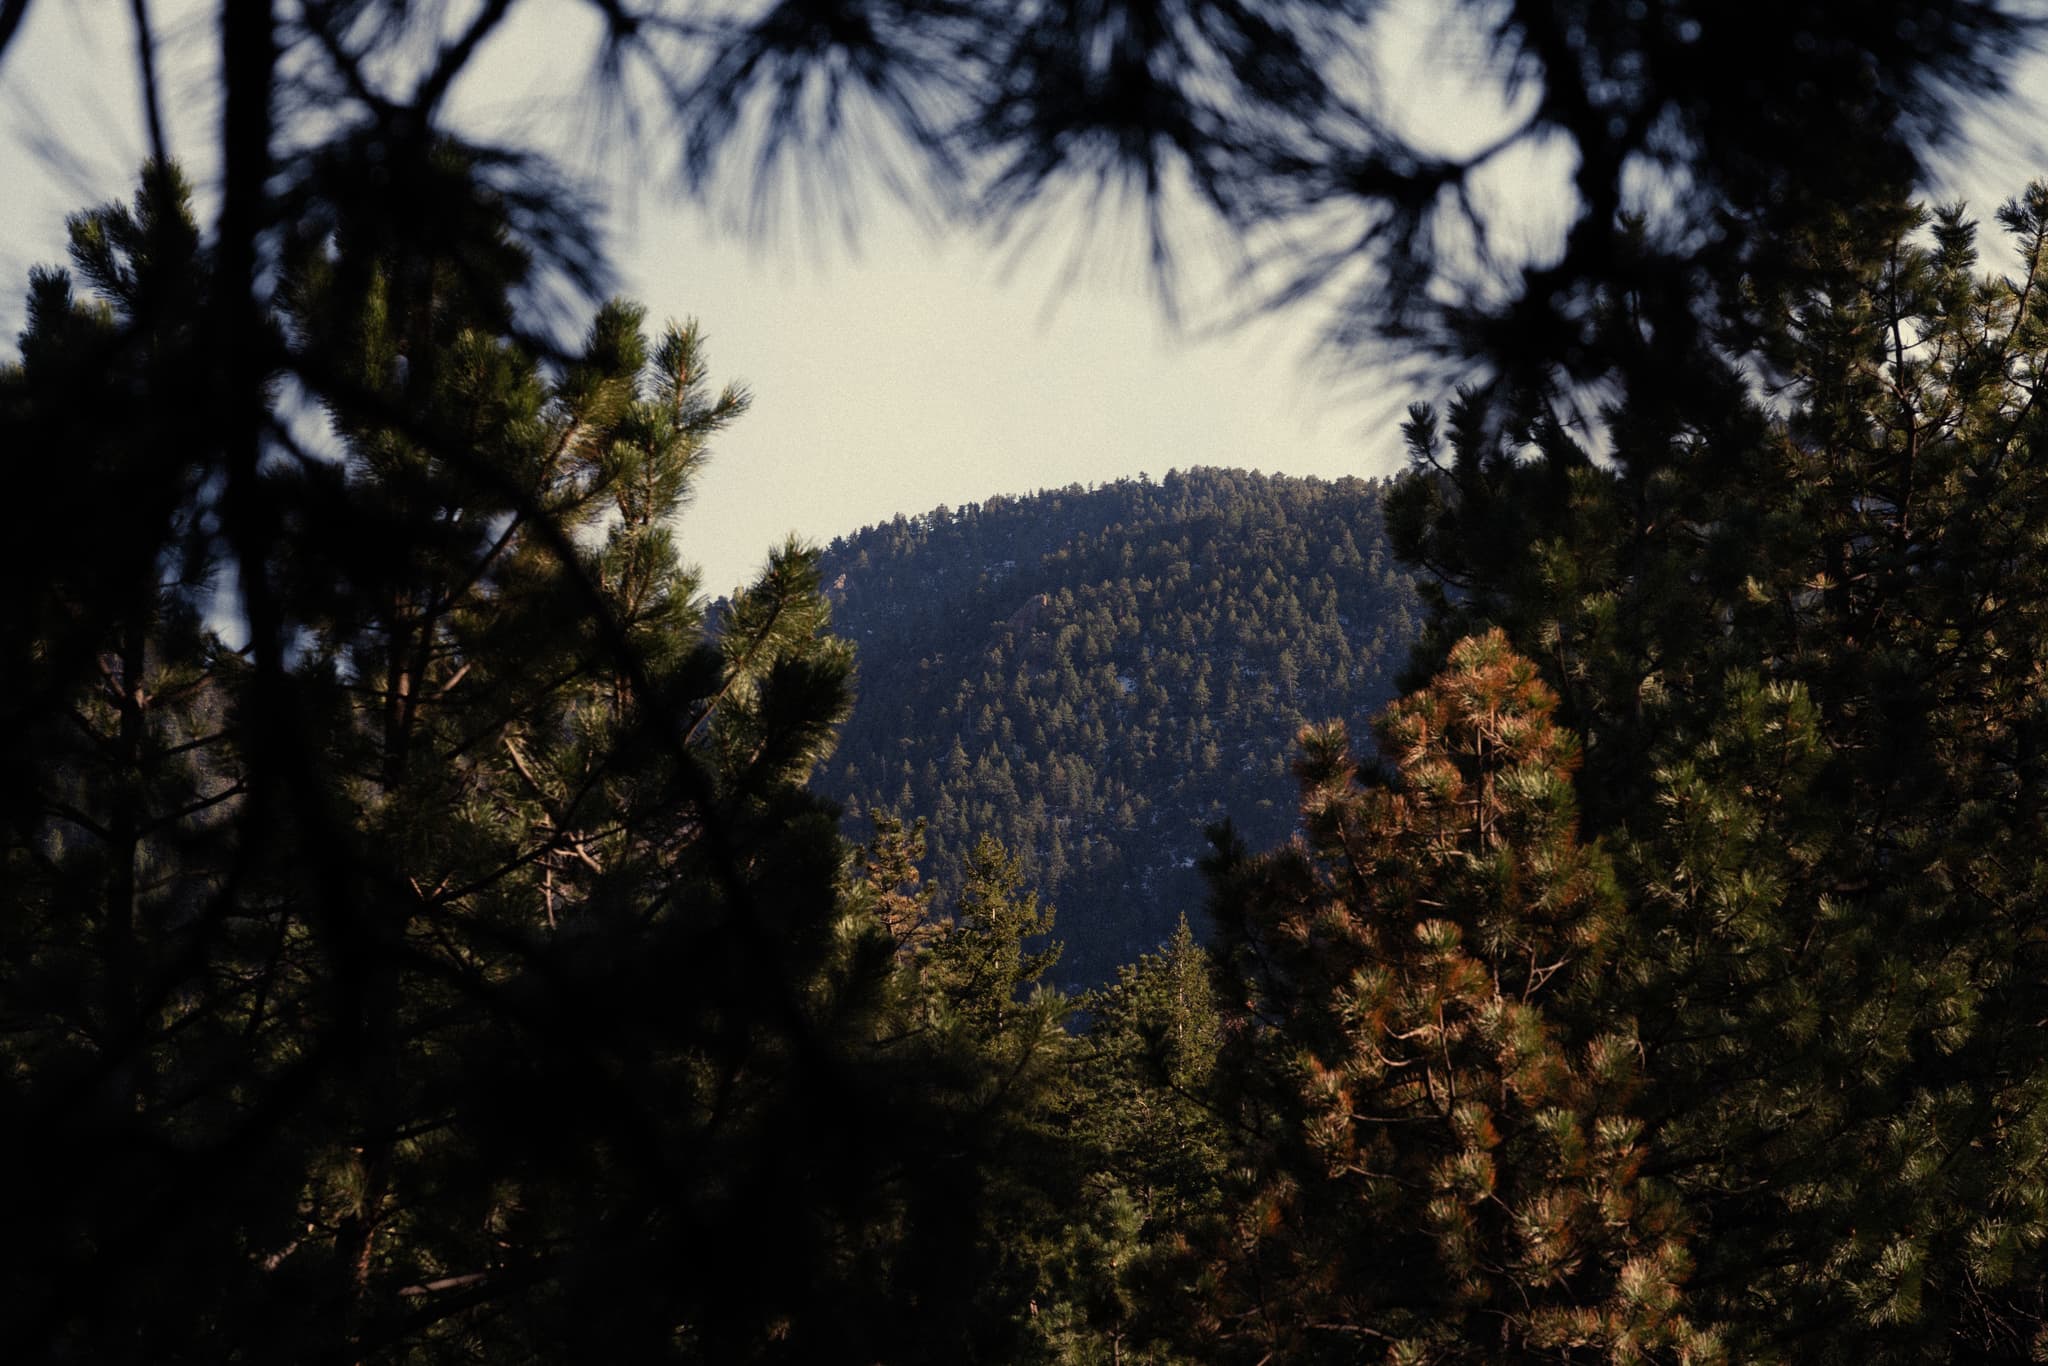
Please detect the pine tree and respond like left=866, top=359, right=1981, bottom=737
left=925, top=833, right=1063, bottom=1036
left=1204, top=630, right=1715, bottom=1362
left=1023, top=915, right=1229, bottom=1365
left=856, top=808, right=940, bottom=954
left=0, top=159, right=970, bottom=1363
left=866, top=834, right=1084, bottom=1362
left=1383, top=187, right=2048, bottom=1357
left=0, top=162, right=268, bottom=1355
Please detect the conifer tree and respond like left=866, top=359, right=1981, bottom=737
left=856, top=832, right=1087, bottom=1363
left=1031, top=916, right=1229, bottom=1365
left=1204, top=631, right=1714, bottom=1361
left=855, top=809, right=941, bottom=955
left=1383, top=187, right=2048, bottom=1357
left=0, top=159, right=969, bottom=1364
left=924, top=833, right=1064, bottom=1036
left=0, top=161, right=267, bottom=1356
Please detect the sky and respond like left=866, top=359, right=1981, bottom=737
left=2, top=3, right=2043, bottom=595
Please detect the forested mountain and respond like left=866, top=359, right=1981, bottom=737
left=20, top=1, right=2048, bottom=1360
left=814, top=469, right=1419, bottom=984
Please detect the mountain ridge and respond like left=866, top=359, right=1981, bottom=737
left=814, top=466, right=1421, bottom=984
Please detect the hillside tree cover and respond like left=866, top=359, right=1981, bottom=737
left=818, top=470, right=1417, bottom=983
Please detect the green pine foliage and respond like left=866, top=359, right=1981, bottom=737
left=872, top=831, right=1091, bottom=1362
left=924, top=834, right=1065, bottom=1034
left=1039, top=916, right=1232, bottom=1364
left=817, top=470, right=1420, bottom=983
left=1383, top=188, right=2048, bottom=1357
left=858, top=825, right=1232, bottom=1366
left=0, top=164, right=281, bottom=1356
left=0, top=161, right=986, bottom=1364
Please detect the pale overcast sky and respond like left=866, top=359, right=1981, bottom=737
left=3, top=3, right=2043, bottom=593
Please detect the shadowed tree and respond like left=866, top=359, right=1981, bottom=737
left=0, top=161, right=1010, bottom=1364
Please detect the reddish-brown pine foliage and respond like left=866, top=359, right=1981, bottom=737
left=1208, top=630, right=1718, bottom=1363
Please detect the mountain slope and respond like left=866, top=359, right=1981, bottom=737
left=818, top=467, right=1420, bottom=985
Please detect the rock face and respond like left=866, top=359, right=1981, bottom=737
left=816, top=467, right=1421, bottom=986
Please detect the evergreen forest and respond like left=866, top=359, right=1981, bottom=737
left=815, top=470, right=1419, bottom=984
left=10, top=1, right=2048, bottom=1362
